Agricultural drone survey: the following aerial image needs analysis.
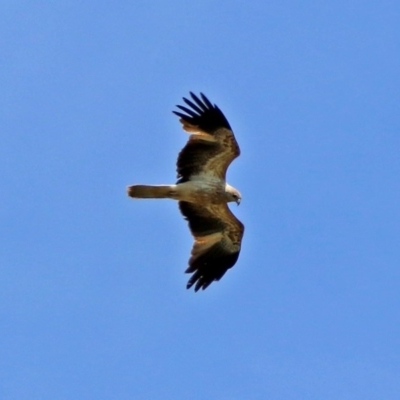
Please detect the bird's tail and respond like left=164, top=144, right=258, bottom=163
left=127, top=184, right=175, bottom=199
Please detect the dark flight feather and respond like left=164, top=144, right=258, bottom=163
left=173, top=92, right=232, bottom=133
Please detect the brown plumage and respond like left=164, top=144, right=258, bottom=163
left=127, top=92, right=244, bottom=291
left=179, top=201, right=244, bottom=291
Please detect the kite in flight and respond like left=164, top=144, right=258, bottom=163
left=127, top=92, right=244, bottom=291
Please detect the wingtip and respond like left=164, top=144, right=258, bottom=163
left=200, top=92, right=213, bottom=109
left=186, top=269, right=208, bottom=292
left=185, top=271, right=213, bottom=292
left=173, top=91, right=232, bottom=132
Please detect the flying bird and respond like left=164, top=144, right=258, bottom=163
left=127, top=92, right=244, bottom=291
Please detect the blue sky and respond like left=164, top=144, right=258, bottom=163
left=1, top=1, right=400, bottom=399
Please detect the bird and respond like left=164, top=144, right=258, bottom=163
left=127, top=92, right=244, bottom=291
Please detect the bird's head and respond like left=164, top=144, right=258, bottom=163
left=225, top=184, right=241, bottom=205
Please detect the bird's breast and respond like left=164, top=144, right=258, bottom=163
left=176, top=179, right=227, bottom=204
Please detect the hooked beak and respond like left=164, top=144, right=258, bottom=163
left=236, top=198, right=241, bottom=206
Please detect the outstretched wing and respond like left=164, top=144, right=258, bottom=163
left=179, top=201, right=244, bottom=291
left=173, top=92, right=240, bottom=183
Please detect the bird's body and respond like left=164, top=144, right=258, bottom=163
left=127, top=92, right=244, bottom=291
left=128, top=180, right=235, bottom=204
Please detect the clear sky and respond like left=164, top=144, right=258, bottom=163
left=1, top=1, right=400, bottom=399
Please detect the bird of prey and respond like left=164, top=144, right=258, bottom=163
left=127, top=92, right=244, bottom=291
